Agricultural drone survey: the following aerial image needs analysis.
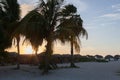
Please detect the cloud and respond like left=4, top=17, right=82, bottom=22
left=112, top=4, right=120, bottom=11
left=99, top=13, right=120, bottom=20
left=18, top=0, right=38, bottom=5
left=100, top=13, right=120, bottom=18
left=18, top=0, right=39, bottom=18
left=83, top=23, right=97, bottom=30
left=20, top=4, right=34, bottom=18
left=65, top=0, right=88, bottom=13
left=95, top=3, right=120, bottom=21
left=19, top=0, right=87, bottom=18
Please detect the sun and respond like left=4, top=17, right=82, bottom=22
left=24, top=46, right=34, bottom=54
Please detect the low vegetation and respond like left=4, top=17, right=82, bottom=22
left=2, top=52, right=119, bottom=66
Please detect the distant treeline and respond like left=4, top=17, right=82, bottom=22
left=0, top=52, right=120, bottom=65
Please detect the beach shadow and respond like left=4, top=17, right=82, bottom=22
left=116, top=71, right=120, bottom=76
left=58, top=66, right=80, bottom=69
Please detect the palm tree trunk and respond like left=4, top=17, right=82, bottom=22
left=16, top=36, right=20, bottom=69
left=43, top=35, right=53, bottom=74
left=70, top=37, right=76, bottom=67
left=44, top=51, right=49, bottom=74
left=35, top=49, right=39, bottom=65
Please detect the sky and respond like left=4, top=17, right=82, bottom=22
left=8, top=0, right=120, bottom=56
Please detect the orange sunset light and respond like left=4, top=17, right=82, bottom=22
left=24, top=46, right=34, bottom=54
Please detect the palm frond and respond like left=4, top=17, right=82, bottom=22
left=13, top=10, right=48, bottom=51
left=55, top=14, right=88, bottom=53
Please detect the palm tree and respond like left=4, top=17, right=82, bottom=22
left=0, top=0, right=20, bottom=69
left=14, top=0, right=87, bottom=73
left=56, top=15, right=88, bottom=67
left=0, top=25, right=12, bottom=52
left=7, top=0, right=20, bottom=69
left=14, top=10, right=47, bottom=66
left=37, top=0, right=84, bottom=72
left=0, top=1, right=12, bottom=52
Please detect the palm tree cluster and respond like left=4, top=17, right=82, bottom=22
left=0, top=0, right=88, bottom=74
left=0, top=0, right=20, bottom=69
left=0, top=0, right=20, bottom=53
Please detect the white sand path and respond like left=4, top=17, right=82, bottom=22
left=0, top=61, right=120, bottom=80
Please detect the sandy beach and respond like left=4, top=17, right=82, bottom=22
left=0, top=61, right=120, bottom=80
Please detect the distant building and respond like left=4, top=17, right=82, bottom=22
left=94, top=55, right=103, bottom=60
left=114, top=55, right=120, bottom=61
left=86, top=55, right=95, bottom=59
left=105, top=55, right=114, bottom=61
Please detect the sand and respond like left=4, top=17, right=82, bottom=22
left=0, top=61, right=120, bottom=80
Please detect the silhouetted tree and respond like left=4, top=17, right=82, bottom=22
left=14, top=0, right=87, bottom=74
left=0, top=0, right=20, bottom=69
left=56, top=5, right=88, bottom=67
left=0, top=1, right=12, bottom=52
